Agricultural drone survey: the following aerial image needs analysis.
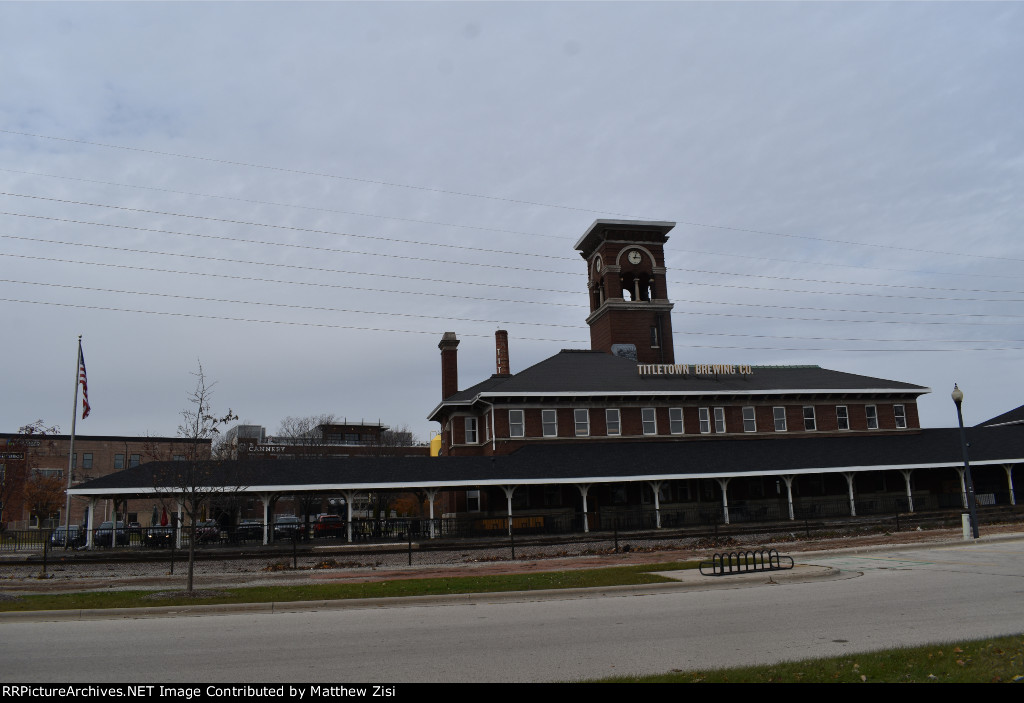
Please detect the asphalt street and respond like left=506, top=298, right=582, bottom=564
left=2, top=538, right=1022, bottom=682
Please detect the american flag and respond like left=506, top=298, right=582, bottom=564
left=78, top=344, right=90, bottom=419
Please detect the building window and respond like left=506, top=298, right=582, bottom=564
left=742, top=407, right=756, bottom=433
left=82, top=453, right=93, bottom=469
left=894, top=404, right=907, bottom=429
left=714, top=407, right=726, bottom=433
left=650, top=326, right=660, bottom=348
left=642, top=407, right=657, bottom=435
left=699, top=408, right=711, bottom=434
left=605, top=409, right=621, bottom=436
left=542, top=409, right=558, bottom=437
left=574, top=409, right=590, bottom=437
left=466, top=490, right=481, bottom=512
left=509, top=410, right=525, bottom=438
left=114, top=454, right=124, bottom=470
left=773, top=407, right=787, bottom=432
left=866, top=405, right=878, bottom=430
left=836, top=406, right=849, bottom=431
left=129, top=454, right=141, bottom=468
left=803, top=406, right=817, bottom=431
left=465, top=417, right=478, bottom=444
left=172, top=455, right=185, bottom=462
left=669, top=408, right=684, bottom=435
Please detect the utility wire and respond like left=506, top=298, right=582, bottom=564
left=4, top=296, right=1020, bottom=352
left=7, top=166, right=1021, bottom=280
left=0, top=279, right=586, bottom=329
left=0, top=192, right=573, bottom=261
left=4, top=214, right=1022, bottom=297
left=1, top=277, right=1015, bottom=328
left=0, top=252, right=586, bottom=307
left=0, top=167, right=567, bottom=241
left=4, top=128, right=1021, bottom=263
left=0, top=129, right=640, bottom=218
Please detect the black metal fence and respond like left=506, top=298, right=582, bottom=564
left=1, top=490, right=1019, bottom=555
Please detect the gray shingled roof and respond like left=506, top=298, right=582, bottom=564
left=979, top=404, right=1024, bottom=428
left=430, top=350, right=930, bottom=418
left=68, top=426, right=1020, bottom=494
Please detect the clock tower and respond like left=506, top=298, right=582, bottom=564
left=574, top=219, right=676, bottom=364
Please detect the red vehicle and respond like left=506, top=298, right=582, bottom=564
left=314, top=514, right=346, bottom=539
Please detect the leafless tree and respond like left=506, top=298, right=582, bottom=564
left=368, top=424, right=420, bottom=519
left=153, top=362, right=239, bottom=593
left=273, top=414, right=337, bottom=532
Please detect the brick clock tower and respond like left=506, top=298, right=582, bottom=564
left=574, top=219, right=676, bottom=364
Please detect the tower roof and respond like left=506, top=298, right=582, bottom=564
left=574, top=219, right=676, bottom=259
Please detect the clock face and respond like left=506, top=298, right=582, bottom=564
left=627, top=250, right=642, bottom=265
left=594, top=257, right=602, bottom=272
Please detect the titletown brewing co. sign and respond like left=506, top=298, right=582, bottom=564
left=637, top=364, right=754, bottom=376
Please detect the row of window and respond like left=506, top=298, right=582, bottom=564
left=461, top=404, right=908, bottom=443
left=71, top=453, right=185, bottom=469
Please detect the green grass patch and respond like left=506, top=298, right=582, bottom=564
left=594, top=634, right=1024, bottom=683
left=0, top=560, right=698, bottom=612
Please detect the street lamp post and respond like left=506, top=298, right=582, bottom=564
left=952, top=383, right=980, bottom=539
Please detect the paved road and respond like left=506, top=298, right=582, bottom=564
left=2, top=539, right=1022, bottom=682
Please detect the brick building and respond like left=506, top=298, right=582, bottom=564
left=429, top=220, right=928, bottom=458
left=0, top=433, right=209, bottom=528
left=424, top=219, right=1010, bottom=519
left=65, top=220, right=1019, bottom=539
left=224, top=421, right=428, bottom=461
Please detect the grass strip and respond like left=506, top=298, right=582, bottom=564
left=0, top=560, right=698, bottom=612
left=593, top=634, right=1024, bottom=683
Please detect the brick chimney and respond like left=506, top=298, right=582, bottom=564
left=495, top=330, right=511, bottom=376
left=439, top=332, right=460, bottom=399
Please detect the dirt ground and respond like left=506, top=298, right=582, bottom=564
left=3, top=523, right=1021, bottom=596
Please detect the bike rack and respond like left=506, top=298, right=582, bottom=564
left=699, top=548, right=794, bottom=576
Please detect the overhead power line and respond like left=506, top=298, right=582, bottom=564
left=0, top=252, right=587, bottom=308
left=6, top=166, right=1021, bottom=281
left=4, top=128, right=1021, bottom=263
left=0, top=279, right=586, bottom=330
left=4, top=213, right=1022, bottom=297
left=3, top=296, right=1020, bottom=352
left=0, top=129, right=642, bottom=218
left=0, top=192, right=574, bottom=262
left=0, top=167, right=569, bottom=241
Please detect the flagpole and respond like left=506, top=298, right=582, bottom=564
left=63, top=336, right=82, bottom=547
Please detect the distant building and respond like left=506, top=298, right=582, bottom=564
left=224, top=421, right=427, bottom=461
left=0, top=432, right=209, bottom=528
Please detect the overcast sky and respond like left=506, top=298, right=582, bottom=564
left=2, top=2, right=1021, bottom=441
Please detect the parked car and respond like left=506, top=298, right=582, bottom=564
left=194, top=519, right=223, bottom=543
left=232, top=519, right=264, bottom=542
left=142, top=525, right=174, bottom=547
left=314, top=514, right=346, bottom=539
left=273, top=515, right=302, bottom=540
left=49, top=524, right=85, bottom=548
left=94, top=521, right=129, bottom=547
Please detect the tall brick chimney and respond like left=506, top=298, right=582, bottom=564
left=495, top=330, right=510, bottom=376
left=439, top=332, right=460, bottom=399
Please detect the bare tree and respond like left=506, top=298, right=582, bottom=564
left=367, top=424, right=420, bottom=519
left=273, top=414, right=337, bottom=533
left=153, top=363, right=238, bottom=593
